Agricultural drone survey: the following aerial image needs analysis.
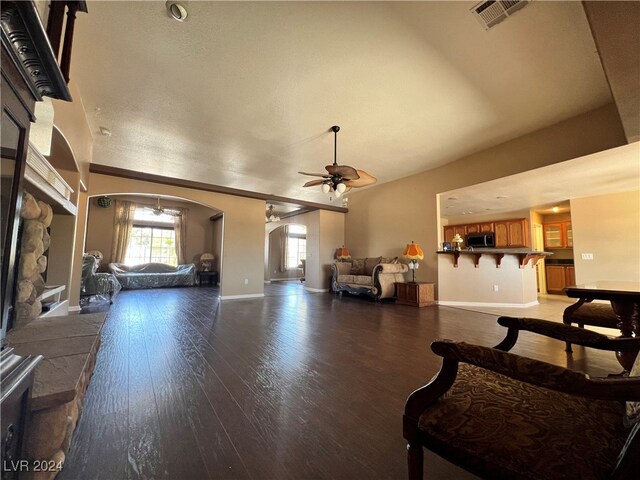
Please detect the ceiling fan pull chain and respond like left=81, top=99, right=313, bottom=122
left=333, top=126, right=338, bottom=166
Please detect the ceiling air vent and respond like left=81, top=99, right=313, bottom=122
left=470, top=0, right=530, bottom=30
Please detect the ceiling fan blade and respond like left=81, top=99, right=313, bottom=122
left=303, top=179, right=327, bottom=187
left=325, top=165, right=359, bottom=180
left=344, top=170, right=377, bottom=188
left=299, top=171, right=330, bottom=178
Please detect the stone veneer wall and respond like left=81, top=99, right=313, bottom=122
left=15, top=191, right=53, bottom=326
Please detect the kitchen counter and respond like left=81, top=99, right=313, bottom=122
left=544, top=258, right=574, bottom=265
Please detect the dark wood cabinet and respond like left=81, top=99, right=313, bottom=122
left=546, top=265, right=575, bottom=294
left=395, top=282, right=435, bottom=307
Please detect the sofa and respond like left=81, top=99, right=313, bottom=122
left=331, top=257, right=408, bottom=300
left=108, top=262, right=197, bottom=289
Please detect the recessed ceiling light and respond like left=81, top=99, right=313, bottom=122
left=166, top=1, right=188, bottom=22
left=99, top=126, right=111, bottom=137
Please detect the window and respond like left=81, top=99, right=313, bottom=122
left=124, top=210, right=177, bottom=266
left=286, top=224, right=306, bottom=269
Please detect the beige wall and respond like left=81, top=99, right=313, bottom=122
left=84, top=195, right=217, bottom=270
left=317, top=210, right=346, bottom=292
left=438, top=254, right=538, bottom=306
left=345, top=104, right=626, bottom=297
left=52, top=81, right=93, bottom=188
left=571, top=190, right=640, bottom=284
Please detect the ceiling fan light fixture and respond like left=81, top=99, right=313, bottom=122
left=299, top=125, right=377, bottom=199
left=265, top=204, right=281, bottom=223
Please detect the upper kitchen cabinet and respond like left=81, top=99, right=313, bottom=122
left=444, top=225, right=469, bottom=247
left=543, top=221, right=573, bottom=249
left=494, top=218, right=530, bottom=248
left=443, top=219, right=529, bottom=249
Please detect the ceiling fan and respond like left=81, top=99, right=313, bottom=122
left=144, top=198, right=181, bottom=217
left=299, top=125, right=377, bottom=198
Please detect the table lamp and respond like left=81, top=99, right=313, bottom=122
left=452, top=234, right=464, bottom=251
left=200, top=253, right=214, bottom=271
left=335, top=246, right=351, bottom=261
left=403, top=241, right=424, bottom=283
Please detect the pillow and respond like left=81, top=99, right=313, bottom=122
left=350, top=258, right=365, bottom=275
left=364, top=257, right=382, bottom=276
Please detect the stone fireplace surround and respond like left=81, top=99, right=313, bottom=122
left=15, top=191, right=52, bottom=327
left=5, top=191, right=106, bottom=479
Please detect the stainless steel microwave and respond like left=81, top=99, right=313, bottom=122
left=466, top=232, right=496, bottom=248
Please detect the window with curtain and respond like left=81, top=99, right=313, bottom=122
left=285, top=224, right=306, bottom=269
left=123, top=210, right=178, bottom=266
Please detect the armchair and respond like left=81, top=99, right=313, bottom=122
left=403, top=316, right=640, bottom=480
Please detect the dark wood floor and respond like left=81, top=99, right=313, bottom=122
left=61, top=286, right=619, bottom=480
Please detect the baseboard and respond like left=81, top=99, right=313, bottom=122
left=220, top=293, right=265, bottom=300
left=438, top=300, right=540, bottom=308
left=304, top=287, right=329, bottom=293
left=68, top=305, right=81, bottom=313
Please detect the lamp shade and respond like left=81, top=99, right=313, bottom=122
left=200, top=253, right=214, bottom=261
left=335, top=246, right=351, bottom=260
left=403, top=241, right=424, bottom=260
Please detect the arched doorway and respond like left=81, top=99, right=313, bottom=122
left=265, top=223, right=307, bottom=296
left=83, top=193, right=223, bottom=293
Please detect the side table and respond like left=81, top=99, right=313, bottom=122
left=395, top=282, right=435, bottom=307
left=197, top=270, right=219, bottom=286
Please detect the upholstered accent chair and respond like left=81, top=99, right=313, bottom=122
left=403, top=316, right=640, bottom=480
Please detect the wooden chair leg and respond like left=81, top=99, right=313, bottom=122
left=407, top=442, right=424, bottom=480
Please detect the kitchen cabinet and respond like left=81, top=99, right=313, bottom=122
left=443, top=219, right=527, bottom=248
left=444, top=225, right=468, bottom=247
left=494, top=219, right=529, bottom=248
left=565, top=266, right=575, bottom=287
left=546, top=265, right=575, bottom=294
left=543, top=221, right=572, bottom=249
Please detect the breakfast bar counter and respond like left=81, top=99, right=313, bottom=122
left=437, top=249, right=552, bottom=268
left=437, top=249, right=552, bottom=307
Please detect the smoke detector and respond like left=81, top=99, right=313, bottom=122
left=166, top=1, right=188, bottom=22
left=470, top=0, right=530, bottom=30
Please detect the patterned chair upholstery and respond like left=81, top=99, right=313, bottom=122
left=563, top=299, right=619, bottom=352
left=403, top=316, right=640, bottom=480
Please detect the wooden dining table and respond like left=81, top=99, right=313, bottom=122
left=564, top=281, right=640, bottom=370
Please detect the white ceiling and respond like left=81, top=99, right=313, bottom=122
left=72, top=1, right=612, bottom=205
left=440, top=142, right=640, bottom=219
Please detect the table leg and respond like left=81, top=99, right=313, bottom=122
left=610, top=299, right=640, bottom=371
